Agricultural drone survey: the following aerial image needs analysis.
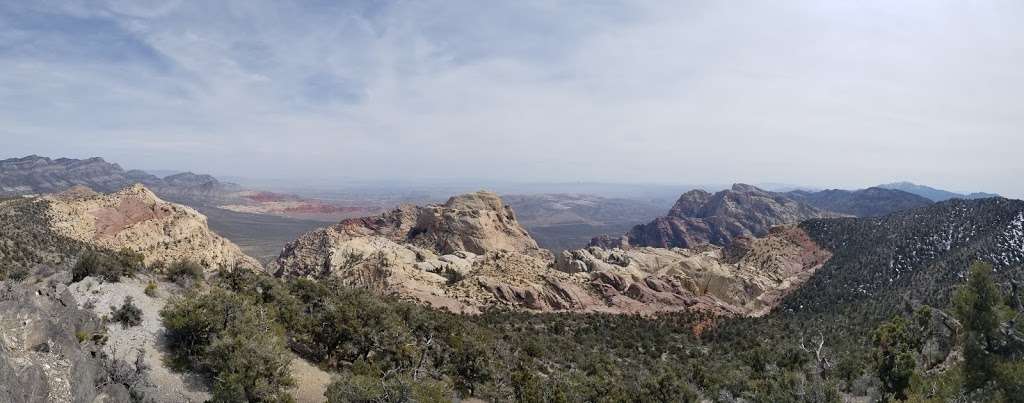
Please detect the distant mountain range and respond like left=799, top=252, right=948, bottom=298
left=0, top=155, right=371, bottom=223
left=879, top=181, right=999, bottom=202
left=594, top=184, right=944, bottom=249
left=0, top=155, right=240, bottom=202
left=785, top=187, right=933, bottom=217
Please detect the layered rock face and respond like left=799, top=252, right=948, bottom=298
left=41, top=184, right=260, bottom=271
left=557, top=226, right=832, bottom=316
left=276, top=191, right=832, bottom=316
left=596, top=184, right=835, bottom=249
left=279, top=191, right=548, bottom=262
left=274, top=191, right=579, bottom=313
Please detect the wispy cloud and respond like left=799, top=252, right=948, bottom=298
left=1, top=0, right=1022, bottom=197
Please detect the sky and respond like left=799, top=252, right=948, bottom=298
left=1, top=0, right=1022, bottom=197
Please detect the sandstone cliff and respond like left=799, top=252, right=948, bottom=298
left=40, top=184, right=260, bottom=271
left=275, top=191, right=832, bottom=316
left=278, top=191, right=548, bottom=262
left=559, top=226, right=832, bottom=316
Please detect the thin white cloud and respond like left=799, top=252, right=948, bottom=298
left=0, top=0, right=1021, bottom=197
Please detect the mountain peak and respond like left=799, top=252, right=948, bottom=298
left=443, top=190, right=505, bottom=212
left=17, top=154, right=50, bottom=162
left=730, top=183, right=763, bottom=192
left=604, top=186, right=830, bottom=249
left=112, top=183, right=162, bottom=201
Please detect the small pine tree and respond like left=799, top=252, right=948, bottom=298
left=954, top=262, right=1003, bottom=390
left=873, top=315, right=919, bottom=400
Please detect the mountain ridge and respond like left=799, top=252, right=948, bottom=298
left=593, top=183, right=837, bottom=249
left=879, top=181, right=1000, bottom=202
left=0, top=155, right=239, bottom=201
left=785, top=186, right=933, bottom=217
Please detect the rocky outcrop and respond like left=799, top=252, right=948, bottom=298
left=558, top=226, right=832, bottom=316
left=785, top=187, right=933, bottom=217
left=594, top=184, right=835, bottom=249
left=0, top=277, right=129, bottom=402
left=276, top=191, right=832, bottom=316
left=274, top=191, right=575, bottom=313
left=276, top=230, right=594, bottom=314
left=279, top=191, right=548, bottom=262
left=41, top=184, right=260, bottom=271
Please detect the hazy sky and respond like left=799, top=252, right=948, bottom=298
left=2, top=1, right=1022, bottom=197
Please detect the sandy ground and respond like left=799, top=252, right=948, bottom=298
left=70, top=276, right=211, bottom=403
left=68, top=275, right=335, bottom=402
left=291, top=355, right=332, bottom=403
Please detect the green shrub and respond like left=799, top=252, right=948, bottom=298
left=161, top=288, right=295, bottom=402
left=325, top=365, right=451, bottom=403
left=144, top=281, right=158, bottom=297
left=73, top=249, right=144, bottom=282
left=0, top=264, right=29, bottom=282
left=206, top=320, right=296, bottom=402
left=165, top=260, right=204, bottom=285
left=110, top=296, right=143, bottom=328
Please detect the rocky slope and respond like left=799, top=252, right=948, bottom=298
left=278, top=191, right=549, bottom=262
left=594, top=184, right=836, bottom=249
left=785, top=187, right=933, bottom=217
left=0, top=274, right=133, bottom=403
left=556, top=226, right=831, bottom=316
left=46, top=184, right=261, bottom=271
left=1, top=184, right=259, bottom=273
left=275, top=191, right=832, bottom=315
left=790, top=197, right=1024, bottom=315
